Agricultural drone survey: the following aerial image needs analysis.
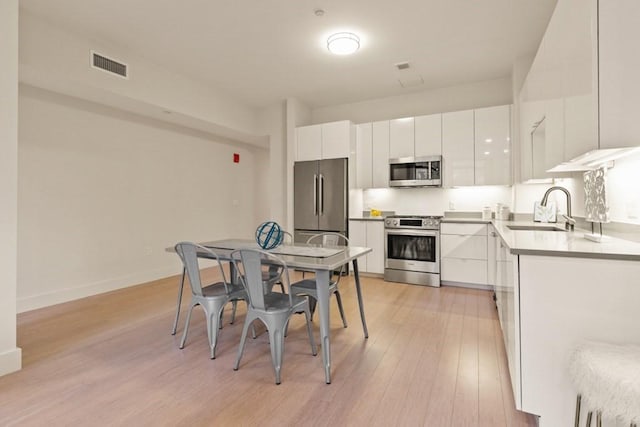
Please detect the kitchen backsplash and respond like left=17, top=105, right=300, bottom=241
left=357, top=186, right=512, bottom=216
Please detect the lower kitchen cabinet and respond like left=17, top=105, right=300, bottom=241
left=440, top=222, right=488, bottom=285
left=348, top=220, right=384, bottom=274
left=494, top=234, right=520, bottom=409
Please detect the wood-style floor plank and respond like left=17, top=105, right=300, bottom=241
left=0, top=272, right=537, bottom=426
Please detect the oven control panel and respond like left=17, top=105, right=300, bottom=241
left=384, top=216, right=441, bottom=230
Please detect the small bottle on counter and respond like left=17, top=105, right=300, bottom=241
left=482, top=206, right=492, bottom=220
left=498, top=205, right=510, bottom=220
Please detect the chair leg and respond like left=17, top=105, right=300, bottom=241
left=267, top=326, right=285, bottom=384
left=234, top=313, right=255, bottom=371
left=179, top=302, right=196, bottom=349
left=206, top=307, right=222, bottom=359
left=230, top=300, right=238, bottom=324
left=586, top=411, right=592, bottom=427
left=171, top=268, right=186, bottom=335
left=334, top=290, right=347, bottom=328
left=596, top=411, right=601, bottom=427
left=304, top=306, right=318, bottom=356
left=574, top=394, right=581, bottom=427
left=308, top=297, right=317, bottom=321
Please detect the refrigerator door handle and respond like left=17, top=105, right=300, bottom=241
left=313, top=174, right=318, bottom=216
left=319, top=174, right=324, bottom=216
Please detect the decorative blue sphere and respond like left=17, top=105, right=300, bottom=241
left=255, top=221, right=283, bottom=250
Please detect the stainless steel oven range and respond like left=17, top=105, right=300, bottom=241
left=384, top=215, right=441, bottom=287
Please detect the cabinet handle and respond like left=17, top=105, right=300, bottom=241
left=491, top=231, right=497, bottom=237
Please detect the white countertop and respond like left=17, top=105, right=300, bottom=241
left=490, top=219, right=640, bottom=261
left=349, top=217, right=385, bottom=221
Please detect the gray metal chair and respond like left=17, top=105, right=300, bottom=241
left=231, top=249, right=317, bottom=384
left=290, top=232, right=348, bottom=328
left=261, top=230, right=293, bottom=294
left=174, top=242, right=247, bottom=359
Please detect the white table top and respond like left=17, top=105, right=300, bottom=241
left=199, top=239, right=372, bottom=270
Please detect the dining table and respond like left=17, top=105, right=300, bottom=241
left=168, top=238, right=372, bottom=384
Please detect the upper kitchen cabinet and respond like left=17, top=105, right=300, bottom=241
left=355, top=123, right=373, bottom=188
left=355, top=121, right=390, bottom=189
left=442, top=110, right=474, bottom=187
left=296, top=124, right=322, bottom=161
left=519, top=0, right=640, bottom=178
left=389, top=118, right=415, bottom=159
left=372, top=120, right=390, bottom=188
left=598, top=0, right=640, bottom=149
left=474, top=105, right=511, bottom=185
left=414, top=113, right=442, bottom=157
left=295, top=120, right=353, bottom=161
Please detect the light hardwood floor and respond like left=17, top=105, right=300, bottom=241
left=0, top=271, right=537, bottom=426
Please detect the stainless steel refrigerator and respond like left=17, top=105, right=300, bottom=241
left=294, top=158, right=348, bottom=243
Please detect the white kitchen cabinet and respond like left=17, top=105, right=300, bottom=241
left=296, top=124, right=322, bottom=161
left=389, top=118, right=415, bottom=159
left=348, top=220, right=384, bottom=274
left=495, top=237, right=520, bottom=408
left=321, top=120, right=352, bottom=159
left=414, top=113, right=442, bottom=157
left=518, top=255, right=640, bottom=426
left=440, top=222, right=488, bottom=285
left=442, top=110, right=474, bottom=187
left=365, top=221, right=384, bottom=274
left=349, top=221, right=367, bottom=272
left=474, top=105, right=511, bottom=185
left=371, top=121, right=390, bottom=188
left=355, top=123, right=373, bottom=188
left=295, top=120, right=352, bottom=161
left=487, top=225, right=497, bottom=289
left=519, top=0, right=640, bottom=179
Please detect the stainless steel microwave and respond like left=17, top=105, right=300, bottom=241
left=389, top=155, right=442, bottom=187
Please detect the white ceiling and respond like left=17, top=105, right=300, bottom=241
left=19, top=0, right=557, bottom=109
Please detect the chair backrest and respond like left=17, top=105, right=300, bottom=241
left=232, top=249, right=291, bottom=310
left=306, top=232, right=350, bottom=247
left=175, top=242, right=229, bottom=297
left=306, top=233, right=350, bottom=281
left=281, top=230, right=294, bottom=243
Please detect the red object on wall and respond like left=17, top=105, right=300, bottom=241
left=233, top=153, right=240, bottom=163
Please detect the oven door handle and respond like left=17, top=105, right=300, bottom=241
left=385, top=229, right=439, bottom=237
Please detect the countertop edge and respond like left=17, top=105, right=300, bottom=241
left=491, top=220, right=640, bottom=262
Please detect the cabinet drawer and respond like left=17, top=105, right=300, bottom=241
left=441, top=235, right=487, bottom=260
left=441, top=258, right=488, bottom=284
left=441, top=223, right=487, bottom=236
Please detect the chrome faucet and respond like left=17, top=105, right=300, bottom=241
left=541, top=186, right=576, bottom=231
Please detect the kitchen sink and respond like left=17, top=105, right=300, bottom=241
left=507, top=225, right=567, bottom=232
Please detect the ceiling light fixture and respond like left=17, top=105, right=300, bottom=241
left=327, top=32, right=360, bottom=55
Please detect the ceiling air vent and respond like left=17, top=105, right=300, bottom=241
left=91, top=51, right=128, bottom=78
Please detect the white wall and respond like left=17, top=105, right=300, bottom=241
left=19, top=11, right=261, bottom=144
left=0, top=0, right=22, bottom=377
left=603, top=151, right=640, bottom=224
left=256, top=102, right=287, bottom=226
left=18, top=86, right=262, bottom=312
left=311, top=77, right=513, bottom=124
left=285, top=98, right=312, bottom=231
